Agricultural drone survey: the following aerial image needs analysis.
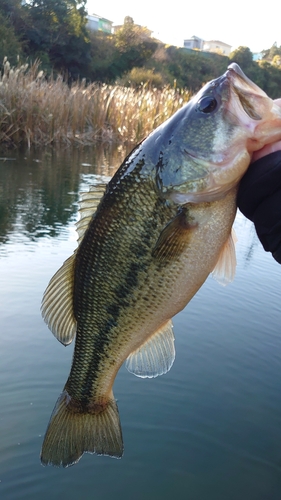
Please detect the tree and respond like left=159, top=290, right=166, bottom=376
left=0, top=0, right=26, bottom=62
left=262, top=43, right=281, bottom=62
left=162, top=46, right=228, bottom=92
left=272, top=55, right=281, bottom=67
left=0, top=12, right=23, bottom=64
left=113, top=17, right=157, bottom=77
left=21, top=0, right=91, bottom=77
left=228, top=45, right=281, bottom=98
left=229, top=46, right=253, bottom=70
left=0, top=0, right=23, bottom=21
left=88, top=31, right=117, bottom=82
left=257, top=60, right=281, bottom=98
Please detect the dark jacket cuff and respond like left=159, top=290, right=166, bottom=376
left=237, top=151, right=281, bottom=262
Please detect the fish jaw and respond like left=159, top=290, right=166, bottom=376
left=226, top=63, right=281, bottom=152
left=247, top=100, right=281, bottom=150
left=156, top=64, right=281, bottom=204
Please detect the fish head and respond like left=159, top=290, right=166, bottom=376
left=156, top=63, right=281, bottom=203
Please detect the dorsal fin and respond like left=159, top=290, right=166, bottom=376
left=212, top=228, right=237, bottom=286
left=126, top=320, right=175, bottom=378
left=76, top=184, right=107, bottom=245
left=41, top=254, right=77, bottom=345
left=41, top=184, right=108, bottom=345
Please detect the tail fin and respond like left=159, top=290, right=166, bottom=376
left=40, top=390, right=123, bottom=467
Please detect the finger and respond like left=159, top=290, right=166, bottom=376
left=252, top=140, right=281, bottom=162
left=274, top=98, right=281, bottom=107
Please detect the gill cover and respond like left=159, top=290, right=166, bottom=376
left=152, top=64, right=280, bottom=204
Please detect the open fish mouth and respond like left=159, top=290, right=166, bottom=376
left=226, top=63, right=264, bottom=120
left=161, top=62, right=281, bottom=204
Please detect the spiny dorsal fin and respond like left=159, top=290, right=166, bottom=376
left=41, top=254, right=77, bottom=345
left=76, top=184, right=107, bottom=245
left=126, top=320, right=175, bottom=378
left=212, top=228, right=237, bottom=286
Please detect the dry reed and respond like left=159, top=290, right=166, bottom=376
left=0, top=59, right=191, bottom=148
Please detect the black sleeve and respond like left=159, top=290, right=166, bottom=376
left=237, top=151, right=281, bottom=264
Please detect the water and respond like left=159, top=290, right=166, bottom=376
left=0, top=147, right=281, bottom=500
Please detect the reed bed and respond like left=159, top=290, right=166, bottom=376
left=0, top=59, right=191, bottom=148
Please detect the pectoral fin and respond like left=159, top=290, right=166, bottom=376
left=152, top=210, right=197, bottom=262
left=212, top=228, right=237, bottom=286
left=126, top=320, right=175, bottom=378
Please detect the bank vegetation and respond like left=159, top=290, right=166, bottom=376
left=0, top=59, right=191, bottom=148
left=1, top=1, right=281, bottom=148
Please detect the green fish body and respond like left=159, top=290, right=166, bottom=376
left=41, top=64, right=281, bottom=467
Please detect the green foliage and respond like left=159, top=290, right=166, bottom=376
left=229, top=45, right=271, bottom=92
left=88, top=31, right=118, bottom=82
left=257, top=60, right=281, bottom=98
left=87, top=18, right=158, bottom=83
left=158, top=46, right=228, bottom=92
left=0, top=12, right=23, bottom=64
left=0, top=2, right=281, bottom=100
left=229, top=45, right=281, bottom=99
left=0, top=0, right=23, bottom=27
left=229, top=47, right=264, bottom=88
left=113, top=18, right=158, bottom=76
left=118, top=67, right=167, bottom=88
left=21, top=0, right=91, bottom=77
left=229, top=46, right=253, bottom=70
left=262, top=43, right=281, bottom=62
left=272, top=55, right=281, bottom=67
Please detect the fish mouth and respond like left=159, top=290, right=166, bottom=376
left=226, top=63, right=265, bottom=120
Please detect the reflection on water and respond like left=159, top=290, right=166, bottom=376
left=0, top=146, right=281, bottom=500
left=0, top=145, right=128, bottom=249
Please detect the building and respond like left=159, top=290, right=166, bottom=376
left=183, top=36, right=204, bottom=50
left=86, top=14, right=113, bottom=34
left=253, top=52, right=263, bottom=61
left=203, top=40, right=232, bottom=56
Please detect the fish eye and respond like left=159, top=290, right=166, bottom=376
left=197, top=96, right=217, bottom=113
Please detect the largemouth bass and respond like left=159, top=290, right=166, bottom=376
left=41, top=64, right=281, bottom=467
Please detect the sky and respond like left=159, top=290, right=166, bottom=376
left=86, top=0, right=280, bottom=54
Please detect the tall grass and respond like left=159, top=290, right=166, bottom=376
left=0, top=59, right=191, bottom=148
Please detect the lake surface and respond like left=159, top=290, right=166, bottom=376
left=0, top=146, right=281, bottom=500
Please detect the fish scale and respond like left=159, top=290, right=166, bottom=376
left=40, top=63, right=281, bottom=467
left=69, top=170, right=177, bottom=399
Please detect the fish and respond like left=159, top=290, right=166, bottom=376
left=40, top=63, right=281, bottom=467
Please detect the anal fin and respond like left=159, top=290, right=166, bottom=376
left=126, top=320, right=175, bottom=378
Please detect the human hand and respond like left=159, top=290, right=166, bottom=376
left=237, top=98, right=281, bottom=263
left=252, top=99, right=281, bottom=161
